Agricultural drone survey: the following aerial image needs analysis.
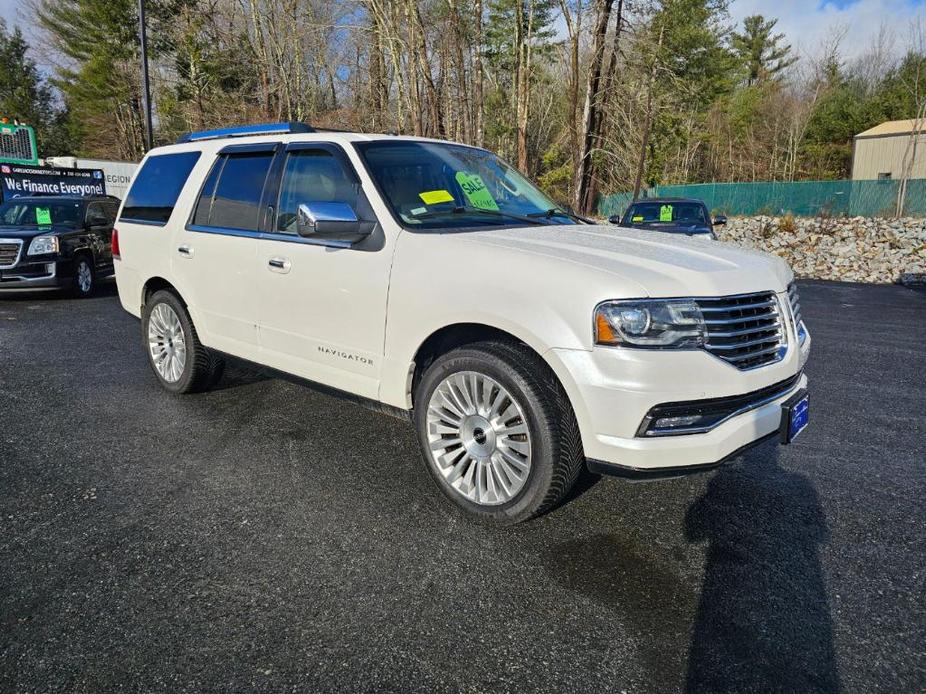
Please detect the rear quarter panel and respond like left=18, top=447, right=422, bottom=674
left=114, top=145, right=219, bottom=320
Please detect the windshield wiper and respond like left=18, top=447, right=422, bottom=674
left=526, top=208, right=591, bottom=224
left=410, top=206, right=546, bottom=226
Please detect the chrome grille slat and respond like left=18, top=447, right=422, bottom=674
left=788, top=283, right=803, bottom=329
left=724, top=345, right=782, bottom=362
left=695, top=290, right=785, bottom=370
left=706, top=335, right=782, bottom=350
left=708, top=325, right=778, bottom=338
left=703, top=315, right=777, bottom=326
left=698, top=299, right=777, bottom=312
left=0, top=240, right=23, bottom=269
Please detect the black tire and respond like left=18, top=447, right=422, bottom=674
left=413, top=340, right=585, bottom=524
left=141, top=289, right=224, bottom=394
left=70, top=255, right=95, bottom=298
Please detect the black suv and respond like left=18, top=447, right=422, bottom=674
left=610, top=197, right=726, bottom=240
left=0, top=195, right=119, bottom=296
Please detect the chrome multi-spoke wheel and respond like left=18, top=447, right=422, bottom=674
left=147, top=303, right=187, bottom=383
left=426, top=371, right=532, bottom=506
left=76, top=260, right=93, bottom=293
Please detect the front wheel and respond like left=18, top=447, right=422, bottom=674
left=142, top=290, right=224, bottom=394
left=70, top=256, right=95, bottom=297
left=414, top=341, right=585, bottom=524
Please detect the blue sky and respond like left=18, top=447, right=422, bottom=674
left=729, top=0, right=924, bottom=60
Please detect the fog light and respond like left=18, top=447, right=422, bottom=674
left=45, top=263, right=55, bottom=274
left=654, top=415, right=702, bottom=429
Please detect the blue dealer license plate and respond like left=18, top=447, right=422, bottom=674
left=780, top=390, right=809, bottom=444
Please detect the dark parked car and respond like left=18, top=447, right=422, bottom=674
left=610, top=197, right=726, bottom=240
left=0, top=195, right=119, bottom=296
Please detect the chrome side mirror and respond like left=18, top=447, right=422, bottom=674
left=712, top=214, right=727, bottom=226
left=296, top=202, right=373, bottom=242
left=608, top=214, right=622, bottom=225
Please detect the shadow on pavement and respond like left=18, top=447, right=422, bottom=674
left=210, top=361, right=273, bottom=392
left=0, top=280, right=119, bottom=302
left=684, top=447, right=840, bottom=693
left=541, top=444, right=840, bottom=692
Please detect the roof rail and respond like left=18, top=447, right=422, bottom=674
left=175, top=122, right=316, bottom=144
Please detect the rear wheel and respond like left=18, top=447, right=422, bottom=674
left=414, top=341, right=584, bottom=524
left=142, top=289, right=224, bottom=394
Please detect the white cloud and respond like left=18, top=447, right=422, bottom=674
left=728, top=0, right=925, bottom=61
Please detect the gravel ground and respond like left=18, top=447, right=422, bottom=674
left=0, top=280, right=923, bottom=692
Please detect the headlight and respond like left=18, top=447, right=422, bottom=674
left=595, top=299, right=706, bottom=348
left=27, top=236, right=59, bottom=256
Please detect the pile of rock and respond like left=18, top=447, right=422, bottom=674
left=718, top=216, right=926, bottom=284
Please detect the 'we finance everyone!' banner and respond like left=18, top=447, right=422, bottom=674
left=1, top=163, right=107, bottom=201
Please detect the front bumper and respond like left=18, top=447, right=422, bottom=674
left=551, top=324, right=811, bottom=476
left=0, top=259, right=66, bottom=290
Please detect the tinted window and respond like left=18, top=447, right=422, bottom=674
left=276, top=150, right=360, bottom=234
left=623, top=202, right=708, bottom=225
left=103, top=201, right=120, bottom=221
left=0, top=199, right=82, bottom=226
left=121, top=151, right=200, bottom=224
left=205, top=152, right=273, bottom=231
left=192, top=157, right=224, bottom=226
left=85, top=202, right=108, bottom=225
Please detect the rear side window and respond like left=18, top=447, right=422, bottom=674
left=121, top=151, right=201, bottom=225
left=192, top=157, right=223, bottom=226
left=193, top=152, right=274, bottom=231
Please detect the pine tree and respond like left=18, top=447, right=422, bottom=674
left=731, top=15, right=797, bottom=86
left=0, top=19, right=71, bottom=155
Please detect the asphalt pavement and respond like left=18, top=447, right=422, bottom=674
left=0, top=280, right=923, bottom=692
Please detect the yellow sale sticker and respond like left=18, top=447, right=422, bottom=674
left=455, top=172, right=499, bottom=211
left=659, top=204, right=673, bottom=222
left=419, top=189, right=454, bottom=205
left=632, top=215, right=644, bottom=222
left=35, top=207, right=52, bottom=225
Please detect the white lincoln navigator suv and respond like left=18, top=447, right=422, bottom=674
left=114, top=123, right=810, bottom=523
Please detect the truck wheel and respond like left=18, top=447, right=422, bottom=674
left=71, top=256, right=95, bottom=297
left=142, top=289, right=224, bottom=394
left=414, top=341, right=585, bottom=524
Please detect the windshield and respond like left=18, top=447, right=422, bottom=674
left=0, top=199, right=82, bottom=227
left=355, top=140, right=574, bottom=229
left=623, top=201, right=708, bottom=227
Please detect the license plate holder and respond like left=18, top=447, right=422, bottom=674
left=779, top=389, right=809, bottom=444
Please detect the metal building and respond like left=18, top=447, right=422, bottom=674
left=852, top=119, right=926, bottom=180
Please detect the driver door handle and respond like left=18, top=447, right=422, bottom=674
left=177, top=245, right=193, bottom=258
left=268, top=256, right=291, bottom=273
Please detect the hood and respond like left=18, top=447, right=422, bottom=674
left=0, top=224, right=73, bottom=239
left=462, top=223, right=792, bottom=297
left=622, top=221, right=712, bottom=235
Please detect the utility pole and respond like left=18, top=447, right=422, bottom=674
left=138, top=0, right=154, bottom=152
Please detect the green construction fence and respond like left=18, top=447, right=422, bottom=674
left=598, top=179, right=926, bottom=218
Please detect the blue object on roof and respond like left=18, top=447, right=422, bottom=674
left=175, top=122, right=315, bottom=144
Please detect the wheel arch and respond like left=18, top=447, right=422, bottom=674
left=71, top=245, right=94, bottom=264
left=142, top=276, right=187, bottom=309
left=407, top=322, right=586, bottom=427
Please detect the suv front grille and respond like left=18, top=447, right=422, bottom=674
left=696, top=291, right=785, bottom=370
left=0, top=240, right=23, bottom=269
